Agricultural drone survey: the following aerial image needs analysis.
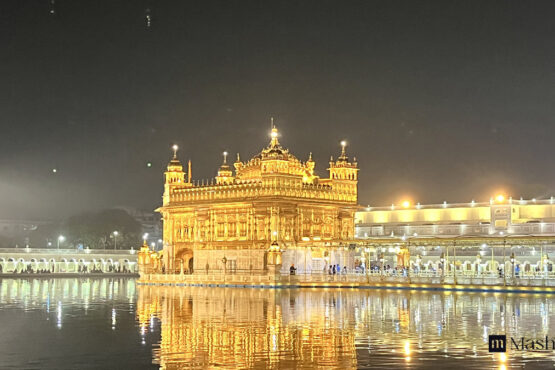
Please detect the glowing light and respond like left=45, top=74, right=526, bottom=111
left=58, top=235, right=65, bottom=242
left=340, top=140, right=347, bottom=147
left=404, top=340, right=411, bottom=356
left=496, top=194, right=505, bottom=203
left=271, top=130, right=278, bottom=138
left=146, top=162, right=152, bottom=168
left=52, top=168, right=57, bottom=173
left=402, top=200, right=410, bottom=208
left=113, top=231, right=119, bottom=236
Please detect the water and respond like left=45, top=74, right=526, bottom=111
left=0, top=278, right=554, bottom=369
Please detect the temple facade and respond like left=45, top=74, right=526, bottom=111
left=156, top=125, right=359, bottom=275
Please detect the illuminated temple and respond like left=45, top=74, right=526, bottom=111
left=137, top=126, right=555, bottom=286
left=155, top=125, right=359, bottom=275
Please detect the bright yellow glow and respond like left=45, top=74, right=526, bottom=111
left=340, top=140, right=346, bottom=147
left=271, top=130, right=278, bottom=138
left=499, top=352, right=506, bottom=362
left=496, top=194, right=505, bottom=203
left=404, top=340, right=411, bottom=355
left=402, top=200, right=410, bottom=208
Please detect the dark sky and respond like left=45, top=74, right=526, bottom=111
left=1, top=1, right=555, bottom=220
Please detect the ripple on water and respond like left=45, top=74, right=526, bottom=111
left=1, top=278, right=555, bottom=369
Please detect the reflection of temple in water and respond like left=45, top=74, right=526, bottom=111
left=137, top=286, right=555, bottom=368
left=137, top=286, right=358, bottom=368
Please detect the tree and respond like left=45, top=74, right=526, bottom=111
left=64, top=209, right=142, bottom=249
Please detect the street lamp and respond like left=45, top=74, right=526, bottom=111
left=57, top=235, right=65, bottom=249
left=113, top=231, right=119, bottom=250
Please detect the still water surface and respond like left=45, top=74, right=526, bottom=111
left=0, top=278, right=554, bottom=369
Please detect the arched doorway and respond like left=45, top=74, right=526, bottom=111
left=175, top=248, right=193, bottom=274
left=188, top=257, right=194, bottom=274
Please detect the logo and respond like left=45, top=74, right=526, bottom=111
left=489, top=335, right=555, bottom=352
left=489, top=335, right=507, bottom=352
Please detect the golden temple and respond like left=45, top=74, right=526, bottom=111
left=154, top=124, right=359, bottom=275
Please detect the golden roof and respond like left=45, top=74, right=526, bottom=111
left=234, top=126, right=317, bottom=182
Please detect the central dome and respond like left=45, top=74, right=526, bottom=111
left=234, top=126, right=316, bottom=182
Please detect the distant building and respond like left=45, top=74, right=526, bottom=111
left=355, top=197, right=555, bottom=238
left=354, top=197, right=555, bottom=273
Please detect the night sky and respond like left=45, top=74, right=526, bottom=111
left=1, top=1, right=555, bottom=220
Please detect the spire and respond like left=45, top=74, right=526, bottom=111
left=269, top=125, right=280, bottom=148
left=308, top=152, right=313, bottom=161
left=236, top=153, right=241, bottom=162
left=338, top=140, right=348, bottom=161
left=188, top=160, right=192, bottom=183
left=218, top=151, right=231, bottom=172
left=216, top=151, right=234, bottom=184
left=167, top=144, right=183, bottom=171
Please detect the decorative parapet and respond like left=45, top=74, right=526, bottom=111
left=168, top=180, right=356, bottom=204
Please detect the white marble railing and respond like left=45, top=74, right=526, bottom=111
left=139, top=270, right=555, bottom=287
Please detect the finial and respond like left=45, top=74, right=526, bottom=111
left=340, top=140, right=347, bottom=157
left=223, top=151, right=228, bottom=164
left=236, top=153, right=241, bottom=162
left=172, top=144, right=179, bottom=159
left=271, top=116, right=274, bottom=129
left=269, top=123, right=279, bottom=147
left=308, top=152, right=313, bottom=161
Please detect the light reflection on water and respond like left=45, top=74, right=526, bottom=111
left=1, top=278, right=555, bottom=369
left=138, top=286, right=555, bottom=369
